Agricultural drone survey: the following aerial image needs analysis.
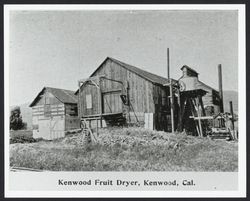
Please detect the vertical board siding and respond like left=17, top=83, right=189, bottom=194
left=32, top=90, right=79, bottom=140
left=79, top=58, right=169, bottom=128
left=35, top=91, right=61, bottom=106
left=65, top=116, right=80, bottom=130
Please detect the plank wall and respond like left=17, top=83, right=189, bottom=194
left=79, top=59, right=156, bottom=118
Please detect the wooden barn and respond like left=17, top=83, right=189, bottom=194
left=76, top=57, right=222, bottom=133
left=30, top=87, right=80, bottom=140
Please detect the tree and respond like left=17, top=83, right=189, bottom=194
left=10, top=106, right=26, bottom=130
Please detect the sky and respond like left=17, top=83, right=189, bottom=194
left=8, top=9, right=238, bottom=106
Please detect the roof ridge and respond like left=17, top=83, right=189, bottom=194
left=181, top=65, right=199, bottom=74
left=45, top=86, right=75, bottom=93
left=62, top=88, right=78, bottom=101
left=108, top=57, right=170, bottom=84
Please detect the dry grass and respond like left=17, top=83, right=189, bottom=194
left=10, top=127, right=238, bottom=171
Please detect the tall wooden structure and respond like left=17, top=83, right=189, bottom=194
left=177, top=65, right=221, bottom=135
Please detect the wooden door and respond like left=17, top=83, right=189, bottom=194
left=50, top=116, right=65, bottom=139
left=39, top=119, right=51, bottom=139
left=102, top=91, right=122, bottom=114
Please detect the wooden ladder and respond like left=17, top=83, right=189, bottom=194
left=81, top=119, right=97, bottom=143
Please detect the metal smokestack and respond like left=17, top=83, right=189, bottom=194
left=218, top=64, right=224, bottom=113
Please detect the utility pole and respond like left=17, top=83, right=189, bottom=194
left=167, top=48, right=170, bottom=79
left=167, top=48, right=174, bottom=133
left=218, top=64, right=224, bottom=113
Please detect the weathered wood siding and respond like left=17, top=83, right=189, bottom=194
left=31, top=91, right=79, bottom=139
left=79, top=59, right=156, bottom=121
left=65, top=103, right=80, bottom=130
left=196, top=82, right=220, bottom=114
left=79, top=83, right=100, bottom=116
left=34, top=91, right=61, bottom=105
left=153, top=84, right=171, bottom=131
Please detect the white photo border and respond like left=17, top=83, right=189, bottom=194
left=4, top=4, right=246, bottom=198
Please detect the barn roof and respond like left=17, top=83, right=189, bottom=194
left=30, top=87, right=77, bottom=107
left=91, top=57, right=171, bottom=85
left=197, top=80, right=218, bottom=93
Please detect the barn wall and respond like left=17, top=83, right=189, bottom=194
left=196, top=82, right=220, bottom=114
left=34, top=91, right=61, bottom=105
left=79, top=83, right=100, bottom=116
left=153, top=84, right=172, bottom=131
left=31, top=90, right=73, bottom=139
left=79, top=59, right=155, bottom=121
left=65, top=116, right=80, bottom=130
left=64, top=103, right=80, bottom=130
left=32, top=103, right=65, bottom=139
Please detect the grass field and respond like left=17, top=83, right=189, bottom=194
left=9, top=127, right=238, bottom=171
left=10, top=130, right=33, bottom=138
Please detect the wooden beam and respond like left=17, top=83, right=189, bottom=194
left=218, top=64, right=224, bottom=113
left=78, top=81, right=81, bottom=118
left=169, top=79, right=175, bottom=133
left=167, top=48, right=170, bottom=79
left=126, top=81, right=131, bottom=123
left=229, top=101, right=235, bottom=130
left=101, top=89, right=122, bottom=94
left=99, top=77, right=103, bottom=128
left=177, top=88, right=182, bottom=131
left=188, top=99, right=200, bottom=136
left=189, top=116, right=214, bottom=120
left=195, top=97, right=203, bottom=137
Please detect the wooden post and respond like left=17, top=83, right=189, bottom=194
left=126, top=81, right=131, bottom=123
left=170, top=79, right=175, bottom=133
left=78, top=81, right=81, bottom=118
left=189, top=99, right=200, bottom=136
left=218, top=64, right=224, bottom=113
left=179, top=97, right=187, bottom=131
left=195, top=97, right=203, bottom=137
left=167, top=48, right=170, bottom=79
left=99, top=77, right=103, bottom=128
left=177, top=88, right=182, bottom=131
left=198, top=95, right=206, bottom=116
left=229, top=101, right=235, bottom=130
left=96, top=118, right=98, bottom=136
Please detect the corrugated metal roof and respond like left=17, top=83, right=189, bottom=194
left=30, top=87, right=77, bottom=107
left=91, top=57, right=171, bottom=85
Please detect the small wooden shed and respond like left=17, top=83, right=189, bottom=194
left=30, top=87, right=79, bottom=140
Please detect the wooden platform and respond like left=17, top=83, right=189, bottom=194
left=81, top=112, right=126, bottom=127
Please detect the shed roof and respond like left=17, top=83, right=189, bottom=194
left=181, top=65, right=199, bottom=74
left=91, top=57, right=171, bottom=85
left=30, top=87, right=77, bottom=107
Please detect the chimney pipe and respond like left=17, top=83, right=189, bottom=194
left=218, top=64, right=224, bottom=113
left=167, top=48, right=170, bottom=79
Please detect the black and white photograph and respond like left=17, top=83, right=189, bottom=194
left=4, top=4, right=246, bottom=197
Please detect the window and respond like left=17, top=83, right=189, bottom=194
left=86, top=94, right=92, bottom=109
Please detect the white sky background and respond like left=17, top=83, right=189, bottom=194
left=9, top=10, right=238, bottom=106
